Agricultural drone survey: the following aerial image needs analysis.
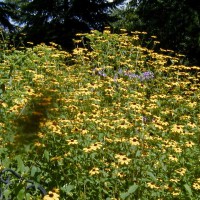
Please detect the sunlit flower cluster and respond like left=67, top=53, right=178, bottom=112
left=0, top=28, right=199, bottom=199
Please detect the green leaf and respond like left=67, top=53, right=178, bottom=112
left=44, top=150, right=49, bottom=161
left=136, top=150, right=141, bottom=157
left=120, top=192, right=130, bottom=199
left=61, top=184, right=74, bottom=194
left=128, top=184, right=138, bottom=194
left=120, top=184, right=138, bottom=199
left=146, top=171, right=157, bottom=181
left=4, top=189, right=11, bottom=200
left=25, top=193, right=31, bottom=200
left=184, top=184, right=192, bottom=196
left=31, top=166, right=37, bottom=177
left=17, top=188, right=26, bottom=200
left=15, top=155, right=25, bottom=172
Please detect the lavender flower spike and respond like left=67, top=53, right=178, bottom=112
left=139, top=71, right=154, bottom=81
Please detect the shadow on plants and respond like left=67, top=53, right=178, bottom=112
left=13, top=90, right=59, bottom=147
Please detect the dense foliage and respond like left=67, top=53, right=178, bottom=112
left=0, top=28, right=200, bottom=199
left=0, top=1, right=19, bottom=31
left=1, top=0, right=200, bottom=64
left=3, top=0, right=125, bottom=48
left=112, top=0, right=200, bottom=65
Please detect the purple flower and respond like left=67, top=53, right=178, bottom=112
left=117, top=68, right=123, bottom=75
left=98, top=70, right=107, bottom=77
left=139, top=71, right=154, bottom=81
left=93, top=68, right=107, bottom=77
left=124, top=71, right=154, bottom=81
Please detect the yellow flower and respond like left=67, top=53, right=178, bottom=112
left=175, top=168, right=186, bottom=176
left=147, top=182, right=159, bottom=189
left=168, top=155, right=178, bottom=162
left=185, top=141, right=195, bottom=147
left=83, top=147, right=93, bottom=153
left=37, top=132, right=45, bottom=138
left=187, top=102, right=197, bottom=108
left=64, top=152, right=71, bottom=157
left=34, top=142, right=45, bottom=147
left=129, top=137, right=140, bottom=146
left=192, top=178, right=200, bottom=190
left=90, top=142, right=103, bottom=151
left=66, top=139, right=78, bottom=145
left=43, top=191, right=59, bottom=200
left=117, top=172, right=126, bottom=178
left=115, top=154, right=131, bottom=165
left=103, top=30, right=111, bottom=34
left=187, top=122, right=196, bottom=128
left=170, top=178, right=180, bottom=183
left=52, top=188, right=60, bottom=194
left=171, top=189, right=180, bottom=196
left=173, top=147, right=182, bottom=153
left=89, top=167, right=100, bottom=175
left=1, top=103, right=7, bottom=108
left=83, top=142, right=102, bottom=153
left=171, top=124, right=184, bottom=134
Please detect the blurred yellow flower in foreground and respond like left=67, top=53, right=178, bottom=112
left=43, top=191, right=59, bottom=200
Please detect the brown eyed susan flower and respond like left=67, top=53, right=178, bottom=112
left=81, top=129, right=88, bottom=135
left=115, top=154, right=131, bottom=165
left=171, top=189, right=181, bottom=196
left=37, top=132, right=45, bottom=138
left=187, top=122, right=196, bottom=128
left=89, top=167, right=100, bottom=175
left=173, top=147, right=182, bottom=153
left=168, top=155, right=178, bottom=162
left=117, top=172, right=126, bottom=178
left=129, top=137, right=140, bottom=146
left=175, top=168, right=186, bottom=176
left=83, top=147, right=92, bottom=153
left=90, top=142, right=103, bottom=151
left=147, top=182, right=159, bottom=189
left=193, top=183, right=200, bottom=190
left=171, top=124, right=184, bottom=134
left=185, top=141, right=195, bottom=147
left=34, top=142, right=45, bottom=147
left=170, top=178, right=180, bottom=183
left=193, top=180, right=200, bottom=190
left=43, top=191, right=59, bottom=200
left=66, top=139, right=78, bottom=145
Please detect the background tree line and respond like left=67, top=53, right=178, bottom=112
left=1, top=0, right=200, bottom=65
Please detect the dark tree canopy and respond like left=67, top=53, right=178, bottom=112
left=1, top=0, right=200, bottom=65
left=11, top=0, right=125, bottom=48
left=113, top=0, right=200, bottom=65
left=0, top=1, right=19, bottom=32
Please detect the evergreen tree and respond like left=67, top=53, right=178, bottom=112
left=112, top=0, right=200, bottom=65
left=0, top=1, right=19, bottom=32
left=14, top=0, right=125, bottom=48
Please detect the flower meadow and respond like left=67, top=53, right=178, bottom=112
left=0, top=28, right=200, bottom=199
